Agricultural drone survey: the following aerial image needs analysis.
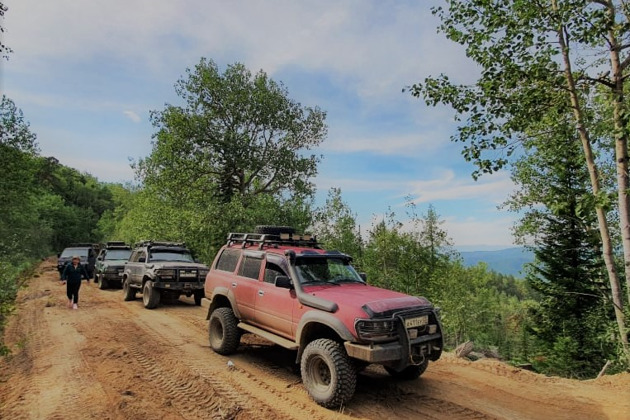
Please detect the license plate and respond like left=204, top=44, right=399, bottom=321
left=180, top=271, right=197, bottom=278
left=405, top=316, right=428, bottom=329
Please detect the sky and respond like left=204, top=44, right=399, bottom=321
left=1, top=0, right=519, bottom=250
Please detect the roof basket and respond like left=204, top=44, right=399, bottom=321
left=226, top=232, right=320, bottom=250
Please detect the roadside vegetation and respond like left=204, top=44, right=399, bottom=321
left=1, top=1, right=628, bottom=378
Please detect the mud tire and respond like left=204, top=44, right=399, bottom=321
left=97, top=274, right=108, bottom=290
left=122, top=279, right=136, bottom=301
left=193, top=290, right=204, bottom=306
left=384, top=360, right=428, bottom=380
left=301, top=338, right=356, bottom=408
left=208, top=307, right=240, bottom=355
left=142, top=281, right=160, bottom=309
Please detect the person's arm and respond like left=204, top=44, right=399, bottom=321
left=61, top=264, right=68, bottom=283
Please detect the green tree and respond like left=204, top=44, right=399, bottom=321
left=411, top=0, right=630, bottom=364
left=312, top=188, right=363, bottom=260
left=0, top=2, right=12, bottom=60
left=140, top=58, right=326, bottom=206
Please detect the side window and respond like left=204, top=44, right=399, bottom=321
left=131, top=250, right=146, bottom=263
left=238, top=255, right=262, bottom=280
left=215, top=249, right=241, bottom=272
left=263, top=262, right=286, bottom=284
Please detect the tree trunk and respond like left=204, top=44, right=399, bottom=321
left=607, top=3, right=630, bottom=307
left=552, top=0, right=629, bottom=364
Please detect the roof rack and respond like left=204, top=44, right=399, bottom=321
left=134, top=240, right=187, bottom=248
left=106, top=241, right=128, bottom=247
left=226, top=232, right=321, bottom=250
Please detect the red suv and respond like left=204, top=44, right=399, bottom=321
left=204, top=226, right=443, bottom=408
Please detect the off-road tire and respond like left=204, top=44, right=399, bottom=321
left=300, top=338, right=357, bottom=408
left=143, top=281, right=160, bottom=309
left=254, top=225, right=296, bottom=235
left=384, top=360, right=428, bottom=380
left=97, top=274, right=109, bottom=290
left=193, top=290, right=204, bottom=306
left=122, top=279, right=136, bottom=301
left=208, top=307, right=240, bottom=355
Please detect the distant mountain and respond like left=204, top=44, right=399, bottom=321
left=458, top=247, right=534, bottom=277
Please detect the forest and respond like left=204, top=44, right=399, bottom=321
left=2, top=1, right=629, bottom=380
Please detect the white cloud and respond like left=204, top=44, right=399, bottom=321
left=443, top=216, right=517, bottom=247
left=406, top=170, right=515, bottom=204
left=123, top=110, right=141, bottom=123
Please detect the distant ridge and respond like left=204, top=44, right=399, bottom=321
left=458, top=247, right=534, bottom=277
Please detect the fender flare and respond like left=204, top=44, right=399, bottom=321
left=295, top=310, right=356, bottom=361
left=205, top=286, right=241, bottom=320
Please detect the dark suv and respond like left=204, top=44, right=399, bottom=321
left=57, top=244, right=98, bottom=278
left=122, top=240, right=209, bottom=309
left=94, top=241, right=132, bottom=289
left=204, top=226, right=443, bottom=408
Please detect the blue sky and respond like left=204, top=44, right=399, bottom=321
left=1, top=0, right=518, bottom=249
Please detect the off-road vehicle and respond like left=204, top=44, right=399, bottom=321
left=122, top=240, right=209, bottom=309
left=57, top=243, right=98, bottom=278
left=204, top=226, right=443, bottom=408
left=94, top=241, right=132, bottom=289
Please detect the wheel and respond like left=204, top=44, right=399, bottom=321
left=97, top=274, right=108, bottom=290
left=384, top=360, right=428, bottom=380
left=194, top=290, right=204, bottom=306
left=208, top=307, right=240, bottom=355
left=122, top=279, right=136, bottom=301
left=254, top=225, right=296, bottom=235
left=142, top=281, right=160, bottom=309
left=300, top=338, right=356, bottom=408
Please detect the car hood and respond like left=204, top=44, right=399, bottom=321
left=304, top=283, right=432, bottom=316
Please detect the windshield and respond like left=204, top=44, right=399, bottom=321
left=105, top=249, right=131, bottom=260
left=149, top=251, right=194, bottom=262
left=60, top=248, right=89, bottom=258
left=295, top=257, right=364, bottom=285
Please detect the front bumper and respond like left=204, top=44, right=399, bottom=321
left=344, top=333, right=442, bottom=364
left=154, top=281, right=204, bottom=291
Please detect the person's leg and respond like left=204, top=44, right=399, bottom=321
left=74, top=283, right=81, bottom=307
left=66, top=283, right=73, bottom=308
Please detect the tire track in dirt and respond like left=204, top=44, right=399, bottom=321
left=1, top=265, right=114, bottom=420
left=114, top=300, right=335, bottom=420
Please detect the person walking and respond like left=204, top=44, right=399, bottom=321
left=61, top=255, right=89, bottom=309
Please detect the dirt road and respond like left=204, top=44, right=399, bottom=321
left=1, top=259, right=628, bottom=420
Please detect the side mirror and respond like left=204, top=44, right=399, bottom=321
left=359, top=272, right=367, bottom=282
left=275, top=275, right=293, bottom=289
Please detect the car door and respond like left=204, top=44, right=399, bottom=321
left=232, top=250, right=264, bottom=322
left=253, top=255, right=296, bottom=339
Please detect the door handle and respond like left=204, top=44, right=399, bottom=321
left=258, top=290, right=264, bottom=296
left=231, top=282, right=237, bottom=288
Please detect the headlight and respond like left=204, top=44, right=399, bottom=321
left=155, top=269, right=176, bottom=280
left=355, top=319, right=397, bottom=342
left=199, top=269, right=209, bottom=277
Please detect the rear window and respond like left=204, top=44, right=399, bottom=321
left=215, top=248, right=240, bottom=272
left=60, top=248, right=89, bottom=258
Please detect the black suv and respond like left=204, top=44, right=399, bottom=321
left=122, top=241, right=209, bottom=309
left=94, top=241, right=132, bottom=289
left=57, top=244, right=98, bottom=278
